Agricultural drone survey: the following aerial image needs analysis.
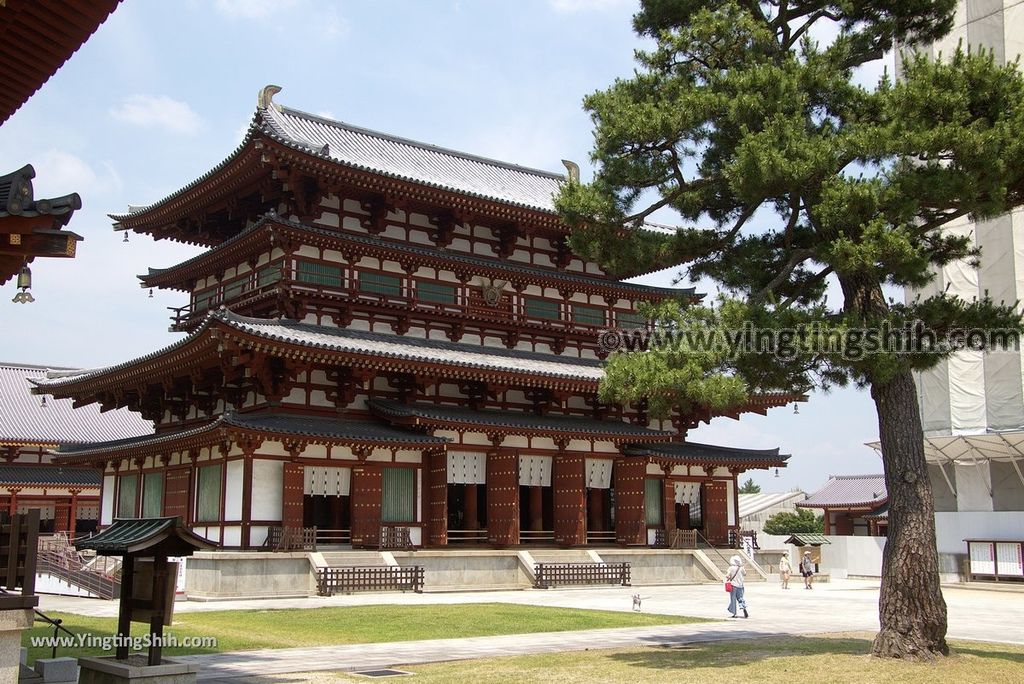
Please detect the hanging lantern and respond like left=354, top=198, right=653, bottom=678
left=148, top=288, right=154, bottom=298
left=123, top=231, right=129, bottom=243
left=793, top=403, right=799, bottom=415
left=12, top=264, right=34, bottom=303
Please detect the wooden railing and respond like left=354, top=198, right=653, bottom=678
left=379, top=526, right=413, bottom=550
left=266, top=526, right=318, bottom=551
left=447, top=529, right=489, bottom=543
left=315, top=528, right=351, bottom=546
left=0, top=510, right=40, bottom=609
left=728, top=529, right=760, bottom=550
left=519, top=529, right=555, bottom=544
left=534, top=562, right=631, bottom=589
left=586, top=530, right=617, bottom=545
left=317, top=566, right=425, bottom=595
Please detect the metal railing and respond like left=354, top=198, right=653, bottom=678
left=585, top=530, right=617, bottom=545
left=519, top=530, right=555, bottom=544
left=35, top=547, right=121, bottom=600
left=534, top=562, right=631, bottom=589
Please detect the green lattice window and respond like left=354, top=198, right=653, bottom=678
left=142, top=472, right=164, bottom=518
left=257, top=263, right=283, bottom=288
left=572, top=304, right=605, bottom=326
left=381, top=468, right=415, bottom=523
left=616, top=310, right=646, bottom=328
left=297, top=260, right=344, bottom=288
left=223, top=277, right=247, bottom=301
left=359, top=271, right=402, bottom=297
left=644, top=478, right=663, bottom=525
left=117, top=474, right=138, bottom=518
left=416, top=280, right=457, bottom=304
left=193, top=289, right=217, bottom=313
left=196, top=464, right=222, bottom=523
left=524, top=297, right=560, bottom=320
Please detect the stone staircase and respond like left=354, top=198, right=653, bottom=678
left=317, top=551, right=390, bottom=568
left=696, top=546, right=767, bottom=581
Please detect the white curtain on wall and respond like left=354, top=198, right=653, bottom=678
left=519, top=455, right=552, bottom=487
left=303, top=466, right=351, bottom=496
left=447, top=452, right=486, bottom=484
left=585, top=458, right=612, bottom=489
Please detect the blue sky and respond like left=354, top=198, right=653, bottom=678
left=0, top=0, right=883, bottom=491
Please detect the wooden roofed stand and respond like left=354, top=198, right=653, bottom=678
left=32, top=85, right=797, bottom=596
left=75, top=517, right=212, bottom=683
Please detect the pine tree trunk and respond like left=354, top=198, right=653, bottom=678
left=869, top=368, right=948, bottom=659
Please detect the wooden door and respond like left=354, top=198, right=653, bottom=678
left=703, top=480, right=729, bottom=545
left=350, top=466, right=382, bottom=548
left=427, top=451, right=448, bottom=546
left=486, top=450, right=519, bottom=546
left=282, top=463, right=305, bottom=529
left=614, top=458, right=646, bottom=545
left=553, top=454, right=586, bottom=546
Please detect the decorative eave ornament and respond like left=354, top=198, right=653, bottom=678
left=258, top=84, right=282, bottom=111
left=562, top=159, right=580, bottom=184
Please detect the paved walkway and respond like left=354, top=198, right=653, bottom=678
left=39, top=579, right=1024, bottom=681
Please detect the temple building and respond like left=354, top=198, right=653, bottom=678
left=0, top=362, right=151, bottom=536
left=32, top=87, right=794, bottom=551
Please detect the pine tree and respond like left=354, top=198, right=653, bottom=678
left=557, top=0, right=1024, bottom=659
left=763, top=509, right=823, bottom=535
left=739, top=477, right=761, bottom=494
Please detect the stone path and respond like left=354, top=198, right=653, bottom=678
left=38, top=579, right=1024, bottom=681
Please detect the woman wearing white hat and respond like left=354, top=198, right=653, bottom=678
left=725, top=555, right=748, bottom=618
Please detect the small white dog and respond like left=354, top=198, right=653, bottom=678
left=632, top=593, right=643, bottom=611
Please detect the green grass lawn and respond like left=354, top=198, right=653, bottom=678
left=23, top=603, right=705, bottom=664
left=327, top=634, right=1024, bottom=684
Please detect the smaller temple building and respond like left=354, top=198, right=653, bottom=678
left=798, top=474, right=887, bottom=537
left=0, top=362, right=152, bottom=536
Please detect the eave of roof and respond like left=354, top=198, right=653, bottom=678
left=625, top=441, right=790, bottom=467
left=369, top=399, right=674, bottom=441
left=0, top=464, right=100, bottom=487
left=54, top=410, right=449, bottom=465
left=139, top=214, right=697, bottom=301
left=0, top=1, right=123, bottom=125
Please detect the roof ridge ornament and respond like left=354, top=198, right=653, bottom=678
left=561, top=159, right=579, bottom=184
left=258, top=85, right=282, bottom=111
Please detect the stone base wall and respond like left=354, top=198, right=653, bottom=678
left=184, top=552, right=315, bottom=600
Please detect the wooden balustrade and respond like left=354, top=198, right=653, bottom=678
left=533, top=562, right=631, bottom=589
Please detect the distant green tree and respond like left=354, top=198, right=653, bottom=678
left=738, top=478, right=761, bottom=494
left=763, top=508, right=824, bottom=535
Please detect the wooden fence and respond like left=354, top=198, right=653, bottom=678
left=0, top=510, right=40, bottom=609
left=534, top=562, right=631, bottom=589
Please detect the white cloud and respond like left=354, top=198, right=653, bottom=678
left=213, top=0, right=299, bottom=20
left=30, top=150, right=123, bottom=198
left=549, top=0, right=633, bottom=13
left=110, top=95, right=203, bottom=136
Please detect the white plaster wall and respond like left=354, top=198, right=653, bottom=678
left=222, top=526, right=242, bottom=547
left=935, top=510, right=1024, bottom=555
left=224, top=460, right=245, bottom=521
left=251, top=460, right=284, bottom=521
left=101, top=475, right=115, bottom=525
left=819, top=535, right=886, bottom=579
left=956, top=462, right=994, bottom=512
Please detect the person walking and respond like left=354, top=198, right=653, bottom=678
left=801, top=550, right=815, bottom=589
left=779, top=553, right=792, bottom=589
left=725, top=555, right=748, bottom=618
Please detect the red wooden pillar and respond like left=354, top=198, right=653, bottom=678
left=614, top=458, right=646, bottom=545
left=240, top=456, right=253, bottom=549
left=8, top=489, right=18, bottom=516
left=822, top=508, right=831, bottom=535
left=281, top=462, right=305, bottom=528
left=69, top=491, right=79, bottom=540
left=350, top=465, right=383, bottom=548
left=486, top=449, right=519, bottom=546
left=677, top=502, right=690, bottom=530
left=553, top=454, right=586, bottom=546
left=587, top=488, right=605, bottom=532
left=426, top=450, right=448, bottom=546
left=465, top=484, right=480, bottom=530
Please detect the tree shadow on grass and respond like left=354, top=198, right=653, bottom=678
left=609, top=633, right=873, bottom=671
left=952, top=645, right=1024, bottom=665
